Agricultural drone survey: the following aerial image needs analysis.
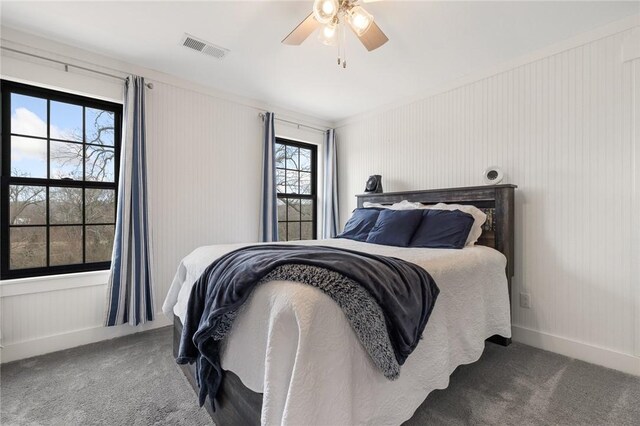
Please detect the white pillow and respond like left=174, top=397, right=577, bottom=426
left=362, top=201, right=389, bottom=209
left=363, top=200, right=434, bottom=210
left=433, top=203, right=486, bottom=246
left=393, top=200, right=435, bottom=210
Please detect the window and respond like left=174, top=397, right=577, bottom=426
left=1, top=81, right=122, bottom=279
left=275, top=138, right=317, bottom=241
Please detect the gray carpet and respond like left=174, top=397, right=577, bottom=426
left=411, top=341, right=640, bottom=426
left=1, top=328, right=211, bottom=426
left=1, top=327, right=638, bottom=426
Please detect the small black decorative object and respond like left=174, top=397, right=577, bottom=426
left=364, top=175, right=383, bottom=193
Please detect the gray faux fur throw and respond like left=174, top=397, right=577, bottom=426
left=213, top=264, right=400, bottom=379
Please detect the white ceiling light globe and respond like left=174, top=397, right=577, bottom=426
left=347, top=5, right=374, bottom=36
left=322, top=1, right=335, bottom=15
left=318, top=22, right=337, bottom=46
left=324, top=25, right=336, bottom=38
left=313, top=0, right=339, bottom=24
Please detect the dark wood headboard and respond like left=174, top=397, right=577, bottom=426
left=356, top=184, right=517, bottom=300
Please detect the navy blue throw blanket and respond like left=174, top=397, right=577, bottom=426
left=177, top=244, right=439, bottom=409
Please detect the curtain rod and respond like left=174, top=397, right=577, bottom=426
left=1, top=46, right=153, bottom=89
left=258, top=112, right=327, bottom=134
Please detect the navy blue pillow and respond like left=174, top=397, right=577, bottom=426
left=337, top=208, right=382, bottom=242
left=410, top=209, right=474, bottom=249
left=366, top=209, right=424, bottom=247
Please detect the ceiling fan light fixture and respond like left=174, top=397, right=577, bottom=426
left=347, top=5, right=374, bottom=36
left=313, top=0, right=339, bottom=24
left=282, top=0, right=388, bottom=68
left=318, top=21, right=338, bottom=46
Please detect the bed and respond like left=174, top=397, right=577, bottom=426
left=163, top=184, right=516, bottom=425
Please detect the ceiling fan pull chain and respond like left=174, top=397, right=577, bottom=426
left=342, top=20, right=347, bottom=68
left=337, top=34, right=341, bottom=65
left=337, top=20, right=343, bottom=67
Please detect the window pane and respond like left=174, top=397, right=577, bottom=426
left=301, top=222, right=313, bottom=240
left=85, top=145, right=115, bottom=182
left=51, top=141, right=83, bottom=180
left=276, top=169, right=286, bottom=194
left=300, top=148, right=311, bottom=172
left=10, top=227, right=46, bottom=269
left=86, top=189, right=116, bottom=224
left=9, top=185, right=46, bottom=225
left=287, top=223, right=300, bottom=241
left=301, top=199, right=313, bottom=221
left=275, top=144, right=286, bottom=169
left=286, top=170, right=299, bottom=194
left=50, top=101, right=82, bottom=142
left=11, top=136, right=47, bottom=178
left=50, top=187, right=83, bottom=224
left=85, top=108, right=115, bottom=146
left=277, top=198, right=286, bottom=222
left=86, top=225, right=114, bottom=263
left=300, top=172, right=311, bottom=194
left=11, top=94, right=47, bottom=137
left=285, top=146, right=299, bottom=169
left=287, top=198, right=301, bottom=221
left=278, top=222, right=286, bottom=242
left=50, top=226, right=83, bottom=266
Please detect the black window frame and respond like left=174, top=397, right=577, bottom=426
left=275, top=138, right=317, bottom=241
left=1, top=80, right=122, bottom=280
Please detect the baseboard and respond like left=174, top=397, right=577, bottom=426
left=0, top=314, right=172, bottom=364
left=512, top=325, right=640, bottom=377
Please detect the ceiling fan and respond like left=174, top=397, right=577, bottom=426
left=282, top=0, right=388, bottom=68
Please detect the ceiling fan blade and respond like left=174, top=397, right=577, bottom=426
left=282, top=13, right=320, bottom=45
left=353, top=21, right=389, bottom=51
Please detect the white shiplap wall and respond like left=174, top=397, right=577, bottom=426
left=337, top=27, right=640, bottom=374
left=146, top=82, right=326, bottom=308
left=0, top=28, right=327, bottom=362
left=145, top=82, right=262, bottom=309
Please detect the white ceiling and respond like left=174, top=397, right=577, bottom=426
left=1, top=1, right=638, bottom=122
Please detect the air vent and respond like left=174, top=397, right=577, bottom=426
left=181, top=34, right=229, bottom=60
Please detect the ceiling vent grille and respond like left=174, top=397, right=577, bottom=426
left=181, top=34, right=229, bottom=60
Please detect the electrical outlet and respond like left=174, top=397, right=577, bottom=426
left=520, top=292, right=531, bottom=309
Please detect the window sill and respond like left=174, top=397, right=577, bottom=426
left=0, top=269, right=110, bottom=298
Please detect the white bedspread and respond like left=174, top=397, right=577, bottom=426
left=162, top=239, right=511, bottom=425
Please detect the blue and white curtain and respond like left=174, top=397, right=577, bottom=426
left=105, top=76, right=154, bottom=327
left=260, top=112, right=278, bottom=242
left=322, top=129, right=339, bottom=238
